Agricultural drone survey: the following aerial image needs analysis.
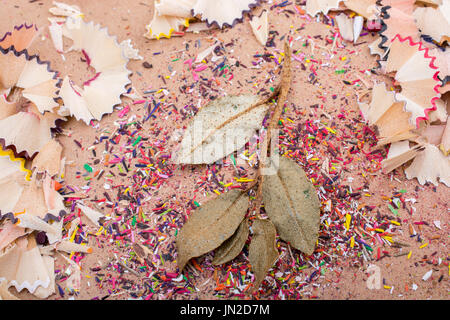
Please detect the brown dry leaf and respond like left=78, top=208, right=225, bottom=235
left=212, top=218, right=249, bottom=265
left=174, top=95, right=271, bottom=164
left=176, top=190, right=248, bottom=271
left=262, top=156, right=320, bottom=255
left=248, top=218, right=278, bottom=291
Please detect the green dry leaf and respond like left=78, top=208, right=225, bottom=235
left=262, top=156, right=320, bottom=255
left=176, top=189, right=248, bottom=271
left=248, top=218, right=278, bottom=291
left=212, top=218, right=249, bottom=265
left=174, top=95, right=271, bottom=164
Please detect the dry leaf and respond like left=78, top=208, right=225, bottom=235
left=174, top=95, right=269, bottom=164
left=262, top=156, right=320, bottom=255
left=212, top=218, right=249, bottom=265
left=249, top=10, right=268, bottom=46
left=176, top=190, right=248, bottom=271
left=248, top=218, right=278, bottom=291
left=413, top=2, right=450, bottom=44
left=192, top=0, right=260, bottom=28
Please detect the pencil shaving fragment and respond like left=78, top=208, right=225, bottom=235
left=49, top=1, right=83, bottom=18
left=31, top=139, right=62, bottom=176
left=306, top=0, right=343, bottom=16
left=59, top=18, right=133, bottom=124
left=378, top=0, right=419, bottom=53
left=405, top=143, right=450, bottom=186
left=0, top=279, right=19, bottom=300
left=381, top=140, right=423, bottom=173
left=250, top=10, right=268, bottom=46
left=0, top=237, right=52, bottom=295
left=343, top=0, right=378, bottom=20
left=192, top=0, right=260, bottom=29
left=0, top=148, right=30, bottom=214
left=144, top=7, right=189, bottom=39
left=55, top=240, right=92, bottom=254
left=335, top=13, right=354, bottom=42
left=0, top=24, right=38, bottom=52
left=413, top=2, right=450, bottom=45
left=77, top=203, right=104, bottom=227
left=155, top=0, right=196, bottom=18
left=385, top=35, right=441, bottom=128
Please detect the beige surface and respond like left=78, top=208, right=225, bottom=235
left=1, top=0, right=448, bottom=300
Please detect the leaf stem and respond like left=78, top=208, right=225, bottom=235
left=248, top=41, right=292, bottom=216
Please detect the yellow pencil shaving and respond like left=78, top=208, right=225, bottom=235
left=70, top=226, right=78, bottom=242
left=13, top=210, right=26, bottom=216
left=234, top=178, right=254, bottom=182
left=96, top=226, right=104, bottom=236
left=344, top=214, right=351, bottom=231
left=326, top=127, right=336, bottom=134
